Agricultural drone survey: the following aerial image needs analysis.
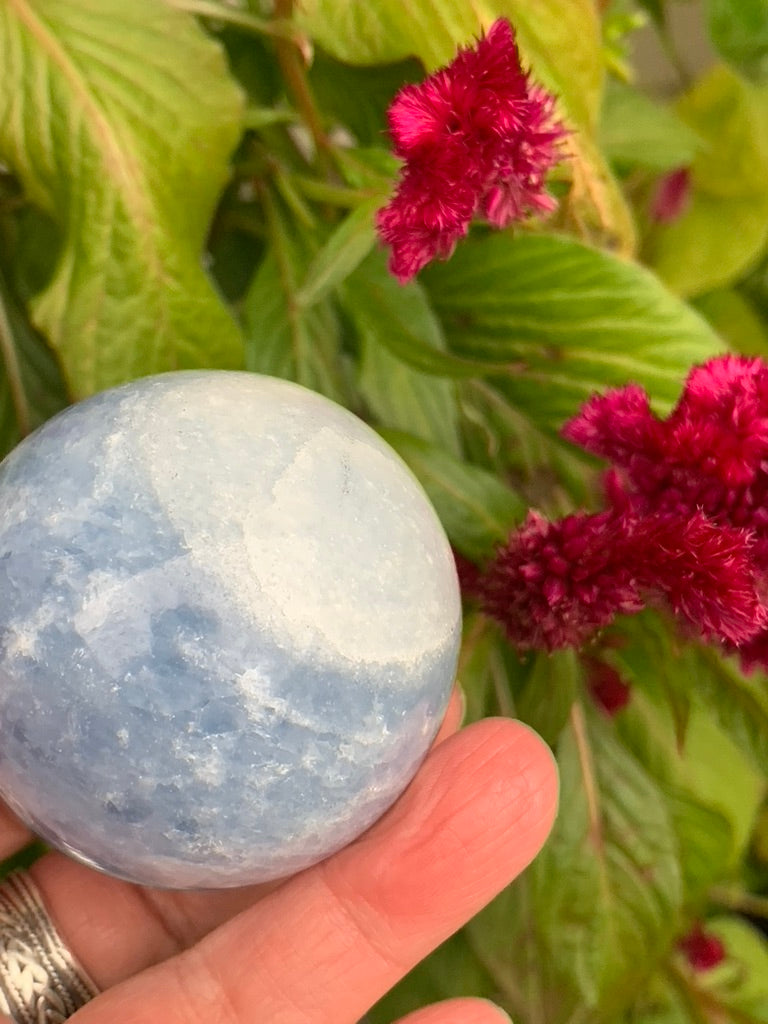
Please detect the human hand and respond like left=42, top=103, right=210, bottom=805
left=0, top=689, right=558, bottom=1024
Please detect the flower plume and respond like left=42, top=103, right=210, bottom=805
left=376, top=19, right=567, bottom=283
left=469, top=355, right=768, bottom=665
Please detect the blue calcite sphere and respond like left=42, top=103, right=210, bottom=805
left=0, top=372, right=461, bottom=889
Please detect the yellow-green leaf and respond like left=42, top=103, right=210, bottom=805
left=0, top=0, right=245, bottom=396
left=646, top=67, right=768, bottom=297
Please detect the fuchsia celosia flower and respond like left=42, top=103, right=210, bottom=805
left=376, top=19, right=567, bottom=283
left=584, top=660, right=632, bottom=717
left=471, top=355, right=768, bottom=665
left=678, top=924, right=726, bottom=971
left=650, top=167, right=692, bottom=224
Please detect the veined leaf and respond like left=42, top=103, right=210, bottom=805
left=670, top=916, right=768, bottom=1021
left=296, top=199, right=381, bottom=309
left=664, top=792, right=733, bottom=903
left=424, top=232, right=724, bottom=433
left=341, top=247, right=463, bottom=454
left=470, top=702, right=684, bottom=1020
left=693, top=648, right=768, bottom=777
left=359, top=343, right=462, bottom=456
left=601, top=78, right=702, bottom=172
left=705, top=0, right=768, bottom=84
left=531, top=705, right=683, bottom=1009
left=378, top=430, right=525, bottom=561
left=242, top=205, right=346, bottom=403
left=646, top=67, right=768, bottom=297
left=695, top=288, right=768, bottom=355
left=0, top=265, right=68, bottom=457
left=367, top=931, right=499, bottom=1024
left=297, top=0, right=635, bottom=254
left=0, top=0, right=245, bottom=396
left=340, top=249, right=513, bottom=379
left=613, top=622, right=764, bottom=864
left=515, top=649, right=580, bottom=746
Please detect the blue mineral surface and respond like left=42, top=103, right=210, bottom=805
left=0, top=373, right=461, bottom=888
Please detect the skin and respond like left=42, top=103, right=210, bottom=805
left=0, top=688, right=558, bottom=1024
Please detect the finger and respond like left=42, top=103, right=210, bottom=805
left=0, top=802, right=33, bottom=859
left=25, top=681, right=468, bottom=989
left=71, top=718, right=558, bottom=1024
left=393, top=997, right=512, bottom=1024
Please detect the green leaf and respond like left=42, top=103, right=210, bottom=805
left=676, top=68, right=768, bottom=197
left=342, top=244, right=463, bottom=455
left=359, top=343, right=462, bottom=456
left=501, top=1, right=635, bottom=254
left=614, top=632, right=763, bottom=864
left=601, top=78, right=702, bottom=172
left=456, top=616, right=523, bottom=722
left=242, top=203, right=346, bottom=402
left=693, top=648, right=768, bottom=777
left=340, top=249, right=513, bottom=378
left=635, top=0, right=664, bottom=25
left=695, top=288, right=768, bottom=355
left=0, top=0, right=245, bottom=397
left=648, top=193, right=768, bottom=300
left=424, top=232, right=724, bottom=433
left=367, top=931, right=499, bottom=1024
left=0, top=265, right=68, bottom=459
left=471, top=703, right=684, bottom=1020
left=705, top=0, right=768, bottom=84
left=296, top=0, right=635, bottom=254
left=672, top=916, right=768, bottom=1021
left=535, top=706, right=683, bottom=1008
left=378, top=430, right=524, bottom=561
left=625, top=971, right=692, bottom=1024
left=297, top=0, right=599, bottom=125
left=296, top=199, right=380, bottom=308
left=645, top=67, right=768, bottom=297
left=459, top=377, right=599, bottom=511
left=515, top=649, right=580, bottom=745
left=665, top=791, right=734, bottom=902
left=309, top=51, right=423, bottom=147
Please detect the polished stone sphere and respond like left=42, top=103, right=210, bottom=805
left=0, top=372, right=461, bottom=888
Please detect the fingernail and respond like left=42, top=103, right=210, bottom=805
left=456, top=681, right=467, bottom=726
left=479, top=999, right=514, bottom=1023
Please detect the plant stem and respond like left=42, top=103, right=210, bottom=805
left=166, top=0, right=300, bottom=44
left=272, top=0, right=332, bottom=173
left=709, top=885, right=768, bottom=919
left=0, top=269, right=32, bottom=437
left=290, top=175, right=376, bottom=208
left=571, top=700, right=603, bottom=852
left=656, top=16, right=693, bottom=91
left=258, top=184, right=311, bottom=385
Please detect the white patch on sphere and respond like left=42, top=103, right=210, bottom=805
left=128, top=375, right=459, bottom=671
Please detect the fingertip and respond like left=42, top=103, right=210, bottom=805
left=490, top=717, right=559, bottom=848
left=392, top=996, right=513, bottom=1023
left=433, top=684, right=466, bottom=745
left=441, top=716, right=559, bottom=850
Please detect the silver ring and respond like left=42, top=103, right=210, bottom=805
left=0, top=870, right=98, bottom=1023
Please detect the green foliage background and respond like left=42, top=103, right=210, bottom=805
left=2, top=0, right=768, bottom=1020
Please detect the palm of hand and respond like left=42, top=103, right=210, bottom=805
left=0, top=692, right=557, bottom=1024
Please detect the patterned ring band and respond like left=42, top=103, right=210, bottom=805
left=0, top=870, right=98, bottom=1023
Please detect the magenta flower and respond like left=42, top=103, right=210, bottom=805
left=469, top=355, right=768, bottom=660
left=376, top=19, right=567, bottom=282
left=585, top=659, right=632, bottom=717
left=475, top=510, right=643, bottom=651
left=650, top=167, right=692, bottom=224
left=678, top=924, right=726, bottom=972
left=474, top=507, right=761, bottom=652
